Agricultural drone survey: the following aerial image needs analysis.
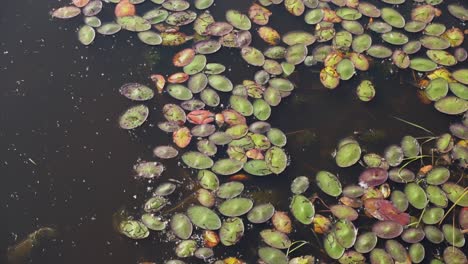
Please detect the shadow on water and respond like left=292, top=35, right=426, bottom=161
left=0, top=0, right=464, bottom=263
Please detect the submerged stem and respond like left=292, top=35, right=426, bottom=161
left=438, top=188, right=468, bottom=226
left=392, top=116, right=434, bottom=135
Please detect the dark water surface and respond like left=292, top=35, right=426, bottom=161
left=0, top=0, right=465, bottom=263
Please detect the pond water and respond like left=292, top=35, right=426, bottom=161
left=1, top=0, right=466, bottom=263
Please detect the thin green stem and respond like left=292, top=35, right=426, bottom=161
left=438, top=188, right=468, bottom=225
left=286, top=240, right=310, bottom=257
left=392, top=116, right=434, bottom=135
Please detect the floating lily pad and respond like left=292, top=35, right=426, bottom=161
left=258, top=247, right=288, bottom=264
left=261, top=229, right=291, bottom=249
left=442, top=182, right=468, bottom=206
left=359, top=168, right=388, bottom=187
left=171, top=213, right=193, bottom=239
left=218, top=198, right=253, bottom=217
left=316, top=171, right=342, bottom=197
left=194, top=40, right=221, bottom=55
left=78, top=25, right=95, bottom=45
left=334, top=219, right=357, bottom=248
left=187, top=206, right=221, bottom=230
left=324, top=233, right=345, bottom=259
left=424, top=225, right=444, bottom=244
left=226, top=10, right=251, bottom=30
left=97, top=22, right=121, bottom=35
left=453, top=69, right=468, bottom=85
left=381, top=8, right=405, bottom=28
left=141, top=214, right=166, bottom=231
left=330, top=205, right=358, bottom=221
left=448, top=4, right=468, bottom=21
left=219, top=217, right=244, bottom=246
left=175, top=240, right=197, bottom=258
left=354, top=232, right=377, bottom=253
left=120, top=83, right=154, bottom=101
left=291, top=176, right=310, bottom=194
left=184, top=55, right=207, bottom=75
left=265, top=147, right=288, bottom=174
left=154, top=182, right=176, bottom=196
left=197, top=170, right=219, bottom=191
left=367, top=45, right=392, bottom=58
left=405, top=182, right=428, bottom=209
left=370, top=248, right=393, bottom=264
left=119, top=220, right=149, bottom=239
left=356, top=80, right=376, bottom=102
left=247, top=203, right=275, bottom=223
left=435, top=96, right=468, bottom=115
left=212, top=159, right=244, bottom=175
left=372, top=220, right=403, bottom=239
left=241, top=46, right=265, bottom=66
left=290, top=194, right=315, bottom=224
left=144, top=196, right=167, bottom=212
left=410, top=57, right=437, bottom=72
left=119, top=105, right=149, bottom=129
left=117, top=16, right=151, bottom=32
left=284, top=0, right=305, bottom=16
left=336, top=142, right=361, bottom=167
left=181, top=151, right=213, bottom=169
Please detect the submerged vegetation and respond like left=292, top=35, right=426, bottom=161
left=49, top=0, right=468, bottom=263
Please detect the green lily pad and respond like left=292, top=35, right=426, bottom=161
left=324, top=233, right=345, bottom=259
left=171, top=213, right=193, bottom=239
left=187, top=206, right=221, bottom=230
left=141, top=214, right=166, bottom=231
left=52, top=6, right=81, bottom=19
left=258, top=247, right=288, bottom=264
left=442, top=182, right=468, bottom=206
left=334, top=219, right=357, bottom=248
left=120, top=83, right=154, bottom=101
left=385, top=240, right=408, bottom=263
left=219, top=217, right=244, bottom=246
left=119, top=220, right=149, bottom=239
left=184, top=55, right=207, bottom=75
left=354, top=232, right=377, bottom=253
left=370, top=248, right=393, bottom=264
left=117, top=16, right=151, bottom=32
left=442, top=224, right=465, bottom=247
left=243, top=160, right=272, bottom=176
left=78, top=25, right=95, bottom=45
left=336, top=142, right=361, bottom=167
left=216, top=182, right=244, bottom=199
left=404, top=183, right=428, bottom=209
left=241, top=46, right=265, bottom=66
left=144, top=196, right=167, bottom=212
left=175, top=240, right=197, bottom=258
left=290, top=194, right=315, bottom=225
left=434, top=96, right=468, bottom=115
left=218, top=197, right=254, bottom=217
left=181, top=151, right=213, bottom=169
left=401, top=135, right=420, bottom=158
left=381, top=8, right=405, bottom=28
left=372, top=220, right=403, bottom=239
left=316, top=171, right=342, bottom=197
left=137, top=31, right=162, bottom=45
left=291, top=176, right=310, bottom=194
left=167, top=84, right=193, bottom=100
left=453, top=69, right=468, bottom=85
left=119, top=105, right=149, bottom=129
left=261, top=229, right=291, bottom=249
left=197, top=170, right=219, bottom=191
left=226, top=10, right=251, bottom=30
left=426, top=185, right=448, bottom=207
left=265, top=147, right=288, bottom=174
left=247, top=203, right=275, bottom=224
left=425, top=78, right=449, bottom=101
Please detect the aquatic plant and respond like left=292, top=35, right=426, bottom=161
left=49, top=0, right=468, bottom=262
